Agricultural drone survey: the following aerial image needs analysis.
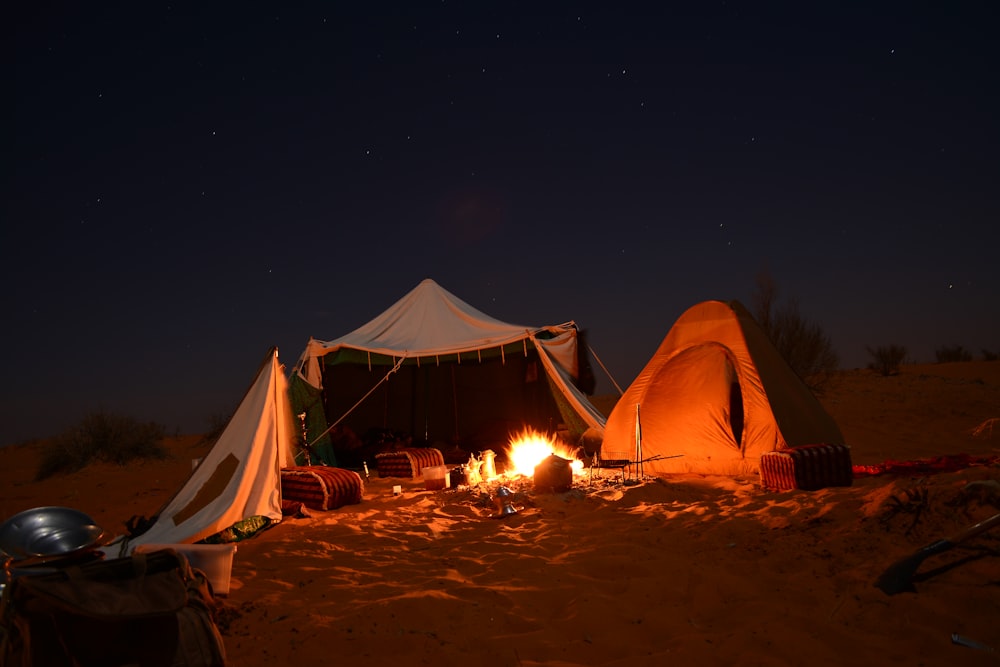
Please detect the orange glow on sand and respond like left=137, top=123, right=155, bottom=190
left=504, top=428, right=585, bottom=477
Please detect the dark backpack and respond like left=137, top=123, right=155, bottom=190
left=1, top=548, right=226, bottom=666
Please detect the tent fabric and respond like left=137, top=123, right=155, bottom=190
left=126, top=349, right=295, bottom=550
left=287, top=374, right=335, bottom=466
left=296, top=278, right=576, bottom=387
left=602, top=300, right=844, bottom=477
left=292, top=279, right=605, bottom=446
left=534, top=337, right=607, bottom=436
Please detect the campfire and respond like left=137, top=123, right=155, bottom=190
left=503, top=428, right=586, bottom=478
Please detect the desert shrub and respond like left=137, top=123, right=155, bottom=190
left=982, top=349, right=998, bottom=361
left=866, top=344, right=907, bottom=376
left=752, top=272, right=839, bottom=392
left=934, top=344, right=972, bottom=363
left=36, top=411, right=168, bottom=480
left=199, top=413, right=231, bottom=446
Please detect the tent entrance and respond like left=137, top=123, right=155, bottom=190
left=320, top=349, right=564, bottom=454
left=729, top=377, right=744, bottom=447
left=644, top=343, right=746, bottom=452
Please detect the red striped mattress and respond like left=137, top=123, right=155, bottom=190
left=280, top=466, right=364, bottom=511
left=374, top=448, right=445, bottom=478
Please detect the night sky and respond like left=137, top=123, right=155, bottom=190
left=6, top=2, right=998, bottom=444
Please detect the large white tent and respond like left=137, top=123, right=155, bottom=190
left=291, top=279, right=605, bottom=458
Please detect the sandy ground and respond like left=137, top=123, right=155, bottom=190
left=2, top=362, right=999, bottom=666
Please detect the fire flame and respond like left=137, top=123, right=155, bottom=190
left=504, top=428, right=585, bottom=477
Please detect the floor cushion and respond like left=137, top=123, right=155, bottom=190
left=280, top=466, right=364, bottom=511
left=374, top=448, right=445, bottom=478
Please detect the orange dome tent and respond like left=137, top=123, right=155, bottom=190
left=602, top=300, right=844, bottom=477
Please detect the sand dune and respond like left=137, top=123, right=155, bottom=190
left=2, top=362, right=999, bottom=666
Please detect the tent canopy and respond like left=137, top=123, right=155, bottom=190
left=602, top=300, right=843, bottom=477
left=296, top=278, right=581, bottom=383
left=292, top=279, right=605, bottom=456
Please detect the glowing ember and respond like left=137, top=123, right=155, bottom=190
left=505, top=428, right=585, bottom=477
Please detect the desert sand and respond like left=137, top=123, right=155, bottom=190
left=2, top=362, right=999, bottom=666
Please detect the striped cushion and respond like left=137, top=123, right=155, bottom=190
left=760, top=444, right=853, bottom=491
left=280, top=466, right=364, bottom=511
left=374, top=448, right=445, bottom=478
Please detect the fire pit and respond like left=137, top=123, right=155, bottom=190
left=503, top=428, right=585, bottom=492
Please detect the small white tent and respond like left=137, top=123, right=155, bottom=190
left=125, top=348, right=295, bottom=551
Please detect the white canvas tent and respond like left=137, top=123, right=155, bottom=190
left=292, top=279, right=605, bottom=457
left=125, top=348, right=295, bottom=552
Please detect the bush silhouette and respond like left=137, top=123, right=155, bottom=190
left=752, top=271, right=839, bottom=392
left=36, top=411, right=168, bottom=480
left=867, top=345, right=907, bottom=376
left=935, top=344, right=972, bottom=363
left=198, top=412, right=231, bottom=447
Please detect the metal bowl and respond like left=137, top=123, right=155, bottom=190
left=0, top=506, right=103, bottom=559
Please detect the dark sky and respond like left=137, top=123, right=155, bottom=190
left=6, top=2, right=998, bottom=444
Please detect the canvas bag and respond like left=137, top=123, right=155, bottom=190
left=1, top=548, right=226, bottom=667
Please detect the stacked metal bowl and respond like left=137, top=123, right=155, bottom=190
left=0, top=506, right=104, bottom=562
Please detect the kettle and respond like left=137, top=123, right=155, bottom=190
left=480, top=449, right=497, bottom=480
left=493, top=486, right=518, bottom=518
left=466, top=454, right=483, bottom=486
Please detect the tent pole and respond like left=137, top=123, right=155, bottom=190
left=635, top=403, right=642, bottom=479
left=272, top=349, right=285, bottom=469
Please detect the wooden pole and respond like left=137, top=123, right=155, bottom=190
left=634, top=403, right=643, bottom=478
